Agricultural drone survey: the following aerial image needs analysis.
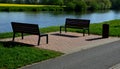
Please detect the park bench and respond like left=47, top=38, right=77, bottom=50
left=11, top=22, right=48, bottom=45
left=60, top=18, right=90, bottom=36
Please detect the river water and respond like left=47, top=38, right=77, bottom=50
left=0, top=10, right=120, bottom=32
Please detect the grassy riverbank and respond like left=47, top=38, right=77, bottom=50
left=90, top=20, right=120, bottom=37
left=0, top=3, right=63, bottom=11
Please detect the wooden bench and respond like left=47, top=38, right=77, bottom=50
left=11, top=22, right=48, bottom=45
left=60, top=18, right=90, bottom=36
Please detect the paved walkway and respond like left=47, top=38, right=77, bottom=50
left=1, top=32, right=120, bottom=54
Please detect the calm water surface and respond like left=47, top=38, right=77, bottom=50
left=0, top=10, right=120, bottom=32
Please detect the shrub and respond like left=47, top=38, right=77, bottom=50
left=75, top=1, right=87, bottom=11
left=66, top=2, right=76, bottom=11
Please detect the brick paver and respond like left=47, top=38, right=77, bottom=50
left=1, top=32, right=120, bottom=54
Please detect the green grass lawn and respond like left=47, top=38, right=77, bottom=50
left=0, top=41, right=63, bottom=69
left=90, top=19, right=120, bottom=37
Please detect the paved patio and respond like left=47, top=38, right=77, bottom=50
left=1, top=32, right=120, bottom=54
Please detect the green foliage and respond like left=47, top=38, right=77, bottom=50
left=75, top=0, right=87, bottom=11
left=85, top=0, right=112, bottom=10
left=66, top=0, right=87, bottom=11
left=110, top=0, right=120, bottom=9
left=87, top=0, right=99, bottom=10
left=65, top=0, right=112, bottom=11
left=1, top=0, right=120, bottom=11
left=102, top=0, right=112, bottom=9
left=41, top=0, right=64, bottom=6
left=66, top=2, right=76, bottom=11
left=0, top=6, right=64, bottom=11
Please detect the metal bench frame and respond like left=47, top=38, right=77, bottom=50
left=60, top=18, right=90, bottom=36
left=11, top=22, right=48, bottom=45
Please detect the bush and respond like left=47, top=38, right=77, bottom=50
left=88, top=2, right=100, bottom=11
left=66, top=2, right=76, bottom=11
left=75, top=1, right=87, bottom=11
left=66, top=0, right=87, bottom=11
left=0, top=5, right=64, bottom=12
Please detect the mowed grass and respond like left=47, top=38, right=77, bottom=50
left=0, top=41, right=63, bottom=69
left=90, top=19, right=120, bottom=37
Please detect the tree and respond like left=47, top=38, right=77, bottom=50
left=0, top=0, right=4, bottom=3
left=55, top=0, right=64, bottom=6
left=75, top=0, right=87, bottom=11
left=66, top=0, right=87, bottom=11
left=7, top=0, right=13, bottom=3
left=98, top=0, right=111, bottom=9
left=105, top=0, right=111, bottom=8
left=66, top=2, right=76, bottom=11
left=110, top=0, right=120, bottom=9
left=85, top=0, right=111, bottom=10
left=85, top=0, right=99, bottom=10
left=15, top=0, right=25, bottom=4
left=0, top=0, right=13, bottom=3
left=41, top=0, right=49, bottom=4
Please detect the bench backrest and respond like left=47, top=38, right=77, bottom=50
left=11, top=22, right=40, bottom=35
left=65, top=18, right=90, bottom=28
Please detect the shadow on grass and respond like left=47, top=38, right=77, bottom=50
left=113, top=25, right=120, bottom=28
left=86, top=37, right=107, bottom=41
left=51, top=33, right=80, bottom=38
left=0, top=41, right=34, bottom=48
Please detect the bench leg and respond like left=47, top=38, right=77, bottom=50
left=46, top=35, right=48, bottom=44
left=83, top=29, right=85, bottom=36
left=65, top=27, right=67, bottom=33
left=88, top=29, right=90, bottom=35
left=60, top=26, right=62, bottom=33
left=12, top=33, right=15, bottom=41
left=22, top=33, right=24, bottom=39
left=38, top=36, right=41, bottom=45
